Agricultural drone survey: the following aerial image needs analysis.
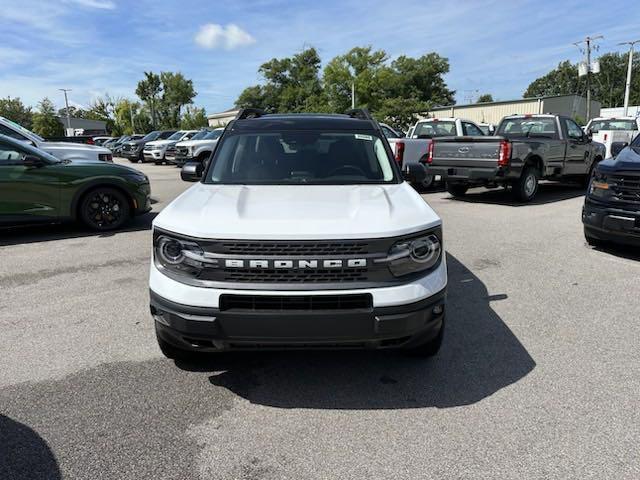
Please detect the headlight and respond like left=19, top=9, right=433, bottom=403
left=385, top=232, right=442, bottom=277
left=155, top=234, right=207, bottom=278
left=188, top=146, right=194, bottom=156
left=589, top=170, right=610, bottom=197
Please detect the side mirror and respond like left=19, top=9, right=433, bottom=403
left=611, top=141, right=628, bottom=157
left=181, top=161, right=203, bottom=182
left=402, top=163, right=427, bottom=183
left=488, top=125, right=496, bottom=135
left=23, top=155, right=45, bottom=168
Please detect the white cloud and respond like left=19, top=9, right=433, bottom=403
left=64, top=0, right=116, bottom=9
left=194, top=23, right=255, bottom=50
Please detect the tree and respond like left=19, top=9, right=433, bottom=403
left=85, top=95, right=115, bottom=133
left=477, top=93, right=494, bottom=103
left=113, top=98, right=149, bottom=135
left=180, top=106, right=208, bottom=129
left=32, top=98, right=63, bottom=137
left=57, top=106, right=86, bottom=119
left=386, top=53, right=455, bottom=106
left=523, top=53, right=640, bottom=107
left=136, top=71, right=162, bottom=128
left=160, top=72, right=197, bottom=128
left=376, top=97, right=430, bottom=131
left=0, top=97, right=33, bottom=129
left=236, top=47, right=327, bottom=112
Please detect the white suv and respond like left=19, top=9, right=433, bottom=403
left=143, top=130, right=199, bottom=164
left=150, top=109, right=447, bottom=359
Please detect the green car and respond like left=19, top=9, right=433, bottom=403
left=0, top=134, right=151, bottom=231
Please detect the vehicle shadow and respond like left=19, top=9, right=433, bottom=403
left=447, top=182, right=585, bottom=206
left=0, top=212, right=158, bottom=247
left=0, top=415, right=61, bottom=480
left=589, top=241, right=640, bottom=261
left=176, top=254, right=535, bottom=409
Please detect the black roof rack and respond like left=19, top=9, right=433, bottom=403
left=235, top=108, right=266, bottom=120
left=345, top=108, right=374, bottom=121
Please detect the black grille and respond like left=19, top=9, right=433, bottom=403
left=610, top=173, right=640, bottom=205
left=218, top=241, right=370, bottom=256
left=219, top=293, right=372, bottom=311
left=222, top=268, right=368, bottom=283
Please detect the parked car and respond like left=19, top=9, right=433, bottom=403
left=585, top=117, right=640, bottom=159
left=173, top=128, right=224, bottom=166
left=379, top=123, right=404, bottom=139
left=93, top=136, right=114, bottom=146
left=121, top=130, right=177, bottom=163
left=110, top=135, right=144, bottom=156
left=425, top=114, right=606, bottom=202
left=583, top=138, right=640, bottom=247
left=0, top=116, right=113, bottom=162
left=389, top=117, right=486, bottom=190
left=477, top=123, right=496, bottom=135
left=165, top=129, right=210, bottom=164
left=0, top=134, right=151, bottom=231
left=143, top=130, right=199, bottom=165
left=151, top=108, right=446, bottom=360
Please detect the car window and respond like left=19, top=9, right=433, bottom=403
left=0, top=124, right=28, bottom=141
left=589, top=120, right=638, bottom=132
left=497, top=118, right=558, bottom=138
left=564, top=119, right=584, bottom=140
left=205, top=131, right=397, bottom=185
left=0, top=142, right=27, bottom=165
left=462, top=122, right=484, bottom=136
left=381, top=126, right=398, bottom=138
left=159, top=131, right=177, bottom=139
left=413, top=121, right=456, bottom=138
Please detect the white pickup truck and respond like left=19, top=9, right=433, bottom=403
left=0, top=116, right=113, bottom=162
left=585, top=117, right=640, bottom=158
left=387, top=117, right=485, bottom=190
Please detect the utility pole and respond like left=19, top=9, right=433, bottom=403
left=351, top=81, right=355, bottom=109
left=618, top=39, right=640, bottom=116
left=59, top=89, right=72, bottom=135
left=574, top=35, right=603, bottom=120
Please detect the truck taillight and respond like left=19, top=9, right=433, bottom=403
left=395, top=141, right=405, bottom=166
left=498, top=140, right=511, bottom=167
left=427, top=141, right=434, bottom=164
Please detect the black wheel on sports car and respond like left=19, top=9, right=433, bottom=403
left=79, top=187, right=130, bottom=231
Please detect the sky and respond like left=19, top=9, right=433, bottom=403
left=1, top=0, right=640, bottom=114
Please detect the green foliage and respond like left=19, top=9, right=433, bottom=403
left=523, top=53, right=640, bottom=108
left=32, top=98, right=64, bottom=137
left=180, top=106, right=208, bottom=129
left=135, top=71, right=197, bottom=129
left=477, top=93, right=494, bottom=103
left=113, top=99, right=146, bottom=135
left=236, top=48, right=326, bottom=113
left=235, top=46, right=455, bottom=130
left=136, top=71, right=162, bottom=128
left=57, top=106, right=86, bottom=119
left=0, top=97, right=33, bottom=129
left=85, top=96, right=116, bottom=133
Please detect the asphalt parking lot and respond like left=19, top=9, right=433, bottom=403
left=1, top=159, right=639, bottom=480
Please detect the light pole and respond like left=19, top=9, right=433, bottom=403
left=618, top=39, right=640, bottom=116
left=59, top=88, right=72, bottom=135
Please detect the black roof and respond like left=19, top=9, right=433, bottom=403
left=231, top=113, right=377, bottom=132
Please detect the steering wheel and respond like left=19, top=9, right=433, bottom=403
left=327, top=165, right=367, bottom=177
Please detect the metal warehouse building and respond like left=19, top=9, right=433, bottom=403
left=426, top=94, right=601, bottom=125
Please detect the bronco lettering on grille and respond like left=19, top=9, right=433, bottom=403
left=224, top=259, right=367, bottom=269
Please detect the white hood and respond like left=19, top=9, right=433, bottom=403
left=154, top=183, right=440, bottom=240
left=146, top=139, right=174, bottom=148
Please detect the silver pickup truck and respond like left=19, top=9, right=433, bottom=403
left=388, top=117, right=485, bottom=190
left=424, top=114, right=606, bottom=202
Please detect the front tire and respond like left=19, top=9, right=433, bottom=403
left=79, top=187, right=131, bottom=231
left=513, top=166, right=539, bottom=202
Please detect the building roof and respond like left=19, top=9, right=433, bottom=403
left=430, top=94, right=593, bottom=111
left=207, top=108, right=240, bottom=119
left=55, top=116, right=107, bottom=129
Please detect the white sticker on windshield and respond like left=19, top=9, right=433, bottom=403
left=355, top=134, right=373, bottom=140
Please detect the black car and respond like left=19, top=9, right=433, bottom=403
left=583, top=139, right=640, bottom=247
left=121, top=130, right=176, bottom=163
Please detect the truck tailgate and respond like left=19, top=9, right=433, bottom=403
left=431, top=136, right=501, bottom=168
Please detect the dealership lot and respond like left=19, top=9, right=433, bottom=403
left=1, top=160, right=639, bottom=479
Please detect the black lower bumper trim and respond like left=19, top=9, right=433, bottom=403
left=583, top=200, right=640, bottom=246
left=150, top=289, right=445, bottom=352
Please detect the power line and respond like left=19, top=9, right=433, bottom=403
left=573, top=35, right=603, bottom=120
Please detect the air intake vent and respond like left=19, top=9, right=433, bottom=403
left=219, top=294, right=373, bottom=311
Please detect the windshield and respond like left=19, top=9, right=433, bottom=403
left=204, top=129, right=223, bottom=140
left=497, top=117, right=557, bottom=138
left=589, top=120, right=638, bottom=132
left=413, top=121, right=456, bottom=138
left=142, top=131, right=161, bottom=142
left=167, top=131, right=185, bottom=141
left=204, top=131, right=397, bottom=185
left=2, top=117, right=44, bottom=142
left=189, top=130, right=209, bottom=140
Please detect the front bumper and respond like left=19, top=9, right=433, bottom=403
left=151, top=288, right=445, bottom=352
left=122, top=150, right=141, bottom=159
left=144, top=150, right=164, bottom=161
left=133, top=183, right=152, bottom=215
left=149, top=255, right=447, bottom=352
left=583, top=198, right=640, bottom=246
